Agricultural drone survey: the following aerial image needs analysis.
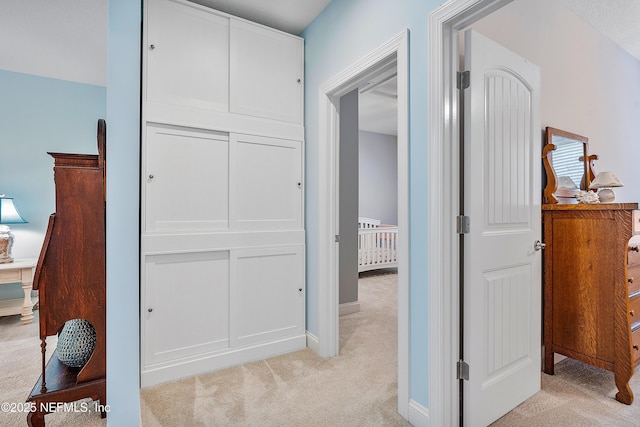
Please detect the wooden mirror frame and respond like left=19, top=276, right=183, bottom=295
left=542, top=127, right=597, bottom=204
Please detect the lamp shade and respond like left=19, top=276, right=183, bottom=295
left=589, top=171, right=624, bottom=189
left=0, top=197, right=28, bottom=224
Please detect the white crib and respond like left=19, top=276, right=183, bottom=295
left=358, top=217, right=398, bottom=272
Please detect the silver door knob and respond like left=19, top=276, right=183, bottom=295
left=534, top=240, right=546, bottom=251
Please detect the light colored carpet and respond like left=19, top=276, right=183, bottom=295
left=140, top=268, right=409, bottom=426
left=492, top=358, right=640, bottom=426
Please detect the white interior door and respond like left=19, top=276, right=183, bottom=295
left=463, top=29, right=541, bottom=426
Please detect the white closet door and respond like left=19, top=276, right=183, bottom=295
left=143, top=251, right=230, bottom=366
left=230, top=133, right=302, bottom=229
left=230, top=246, right=305, bottom=347
left=145, top=124, right=229, bottom=233
left=146, top=0, right=229, bottom=112
left=230, top=19, right=303, bottom=123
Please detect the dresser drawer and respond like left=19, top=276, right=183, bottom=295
left=629, top=241, right=640, bottom=266
left=630, top=295, right=640, bottom=320
left=628, top=265, right=640, bottom=295
left=629, top=232, right=640, bottom=257
left=633, top=325, right=640, bottom=365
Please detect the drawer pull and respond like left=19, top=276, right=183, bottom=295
left=631, top=310, right=636, bottom=317
left=634, top=345, right=639, bottom=351
left=630, top=246, right=640, bottom=253
left=630, top=277, right=634, bottom=284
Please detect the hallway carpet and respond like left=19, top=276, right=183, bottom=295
left=140, top=269, right=408, bottom=426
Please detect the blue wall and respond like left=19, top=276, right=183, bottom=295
left=0, top=69, right=106, bottom=299
left=106, top=0, right=142, bottom=424
left=301, top=0, right=442, bottom=407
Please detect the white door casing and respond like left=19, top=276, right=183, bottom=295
left=317, top=30, right=409, bottom=419
left=462, top=29, right=541, bottom=426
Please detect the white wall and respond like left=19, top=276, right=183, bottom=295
left=470, top=0, right=640, bottom=203
left=359, top=130, right=398, bottom=225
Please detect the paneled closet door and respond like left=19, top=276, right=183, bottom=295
left=146, top=0, right=229, bottom=112
left=230, top=245, right=305, bottom=348
left=145, top=124, right=229, bottom=233
left=230, top=19, right=303, bottom=123
left=143, top=251, right=230, bottom=366
left=230, top=133, right=303, bottom=229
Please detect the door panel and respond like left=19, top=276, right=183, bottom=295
left=143, top=251, right=230, bottom=366
left=146, top=0, right=229, bottom=112
left=229, top=246, right=305, bottom=347
left=229, top=19, right=303, bottom=123
left=463, top=29, right=541, bottom=427
left=145, top=124, right=229, bottom=232
left=229, top=133, right=302, bottom=229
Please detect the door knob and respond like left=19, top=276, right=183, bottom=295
left=534, top=240, right=546, bottom=251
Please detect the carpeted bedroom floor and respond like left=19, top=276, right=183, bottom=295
left=2, top=268, right=640, bottom=426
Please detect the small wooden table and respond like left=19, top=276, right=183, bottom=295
left=0, top=258, right=38, bottom=324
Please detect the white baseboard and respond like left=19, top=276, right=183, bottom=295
left=141, top=335, right=306, bottom=387
left=408, top=399, right=430, bottom=427
left=339, top=301, right=360, bottom=316
left=306, top=331, right=320, bottom=355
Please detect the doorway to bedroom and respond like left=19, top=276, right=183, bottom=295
left=338, top=61, right=398, bottom=321
left=336, top=56, right=401, bottom=406
left=317, top=30, right=409, bottom=416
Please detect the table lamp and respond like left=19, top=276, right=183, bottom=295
left=0, top=195, right=28, bottom=263
left=589, top=171, right=624, bottom=203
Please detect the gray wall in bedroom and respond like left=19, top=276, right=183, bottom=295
left=359, top=130, right=397, bottom=225
left=339, top=89, right=359, bottom=305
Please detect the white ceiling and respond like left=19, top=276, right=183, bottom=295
left=559, top=0, right=640, bottom=61
left=190, top=0, right=332, bottom=35
left=0, top=0, right=107, bottom=86
left=359, top=70, right=398, bottom=136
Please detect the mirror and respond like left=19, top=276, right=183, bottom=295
left=542, top=127, right=597, bottom=204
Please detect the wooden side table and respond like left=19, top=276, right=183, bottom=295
left=0, top=259, right=38, bottom=324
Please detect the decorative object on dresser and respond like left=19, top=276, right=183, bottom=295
left=25, top=120, right=107, bottom=426
left=589, top=171, right=624, bottom=203
left=0, top=195, right=28, bottom=263
left=575, top=190, right=599, bottom=204
left=542, top=127, right=597, bottom=204
left=542, top=202, right=640, bottom=405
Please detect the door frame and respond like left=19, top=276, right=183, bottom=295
left=317, top=30, right=409, bottom=418
left=427, top=0, right=515, bottom=425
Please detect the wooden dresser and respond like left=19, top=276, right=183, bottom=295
left=542, top=202, right=640, bottom=404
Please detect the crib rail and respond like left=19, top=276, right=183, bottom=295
left=358, top=226, right=398, bottom=272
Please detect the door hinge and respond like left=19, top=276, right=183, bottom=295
left=457, top=70, right=470, bottom=89
left=335, top=235, right=340, bottom=243
left=457, top=359, right=470, bottom=381
left=456, top=215, right=470, bottom=234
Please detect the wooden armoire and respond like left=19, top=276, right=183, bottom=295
left=26, top=120, right=107, bottom=426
